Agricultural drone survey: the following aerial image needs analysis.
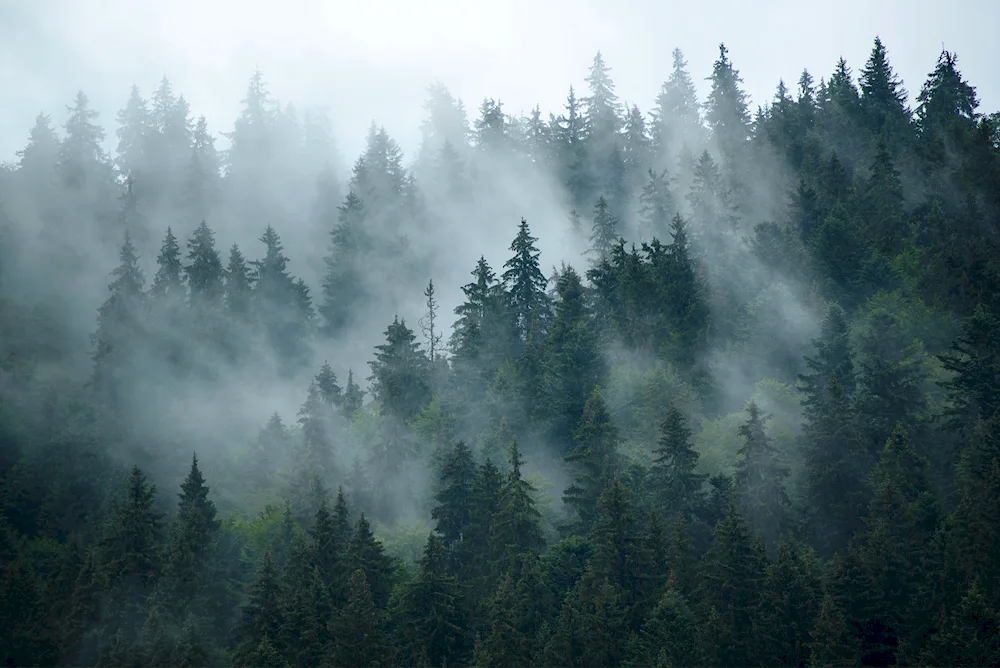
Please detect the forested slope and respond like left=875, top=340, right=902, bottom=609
left=1, top=38, right=999, bottom=667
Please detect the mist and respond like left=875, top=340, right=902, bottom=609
left=2, top=6, right=1000, bottom=666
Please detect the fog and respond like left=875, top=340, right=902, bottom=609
left=1, top=0, right=996, bottom=555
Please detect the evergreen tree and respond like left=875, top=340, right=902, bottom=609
left=395, top=533, right=469, bottom=666
left=345, top=515, right=395, bottom=609
left=185, top=221, right=225, bottom=307
left=588, top=195, right=620, bottom=262
left=330, top=569, right=386, bottom=667
left=232, top=550, right=285, bottom=667
left=705, top=43, right=752, bottom=164
left=502, top=218, right=551, bottom=340
left=320, top=191, right=369, bottom=337
left=859, top=37, right=912, bottom=142
left=342, top=369, right=365, bottom=416
left=637, top=168, right=675, bottom=241
left=59, top=91, right=111, bottom=189
left=165, top=453, right=220, bottom=613
left=368, top=316, right=431, bottom=422
left=92, top=232, right=146, bottom=409
left=564, top=389, right=622, bottom=533
left=115, top=84, right=151, bottom=179
left=224, top=243, right=253, bottom=319
left=733, top=401, right=791, bottom=546
left=650, top=403, right=707, bottom=519
left=650, top=48, right=703, bottom=162
left=494, top=438, right=545, bottom=571
left=150, top=227, right=185, bottom=298
left=431, top=441, right=477, bottom=547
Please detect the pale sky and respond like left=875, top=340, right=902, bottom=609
left=1, top=0, right=997, bottom=165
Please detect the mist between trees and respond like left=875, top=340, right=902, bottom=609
left=2, top=37, right=1000, bottom=667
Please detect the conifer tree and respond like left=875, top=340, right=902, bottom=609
left=232, top=550, right=285, bottom=667
left=150, top=227, right=185, bottom=299
left=859, top=37, right=912, bottom=142
left=650, top=48, right=703, bottom=162
left=564, top=389, right=622, bottom=533
left=588, top=195, right=620, bottom=262
left=368, top=316, right=431, bottom=422
left=185, top=221, right=224, bottom=307
left=431, top=441, right=477, bottom=547
left=650, top=403, right=707, bottom=519
left=342, top=369, right=365, bottom=416
left=502, top=218, right=551, bottom=340
left=93, top=233, right=147, bottom=409
left=330, top=569, right=386, bottom=667
left=224, top=243, right=253, bottom=319
left=345, top=515, right=395, bottom=609
left=395, top=533, right=469, bottom=666
left=705, top=43, right=752, bottom=164
left=165, top=453, right=220, bottom=613
left=733, top=401, right=791, bottom=546
left=320, top=191, right=369, bottom=337
left=115, top=84, right=150, bottom=180
left=59, top=91, right=111, bottom=189
left=637, top=168, right=675, bottom=240
left=494, top=438, right=545, bottom=572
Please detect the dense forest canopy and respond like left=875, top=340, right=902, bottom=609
left=2, top=36, right=1000, bottom=667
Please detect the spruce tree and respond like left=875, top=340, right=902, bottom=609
left=431, top=441, right=477, bottom=547
left=564, top=389, right=622, bottom=533
left=368, top=316, right=431, bottom=422
left=345, top=515, right=395, bottom=609
left=185, top=221, right=224, bottom=307
left=650, top=48, right=702, bottom=162
left=330, top=569, right=386, bottom=667
left=650, top=403, right=707, bottom=519
left=588, top=195, right=620, bottom=262
left=705, top=43, right=752, bottom=164
left=150, top=227, right=185, bottom=299
left=493, top=438, right=545, bottom=573
left=502, top=218, right=550, bottom=339
left=733, top=401, right=791, bottom=546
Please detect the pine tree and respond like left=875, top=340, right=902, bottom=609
left=473, top=574, right=531, bottom=667
left=494, top=438, right=545, bottom=571
left=625, top=577, right=703, bottom=668
left=803, top=376, right=869, bottom=555
left=638, top=169, right=675, bottom=240
left=233, top=550, right=285, bottom=667
left=588, top=195, right=620, bottom=262
left=224, top=243, right=253, bottom=319
left=564, top=389, right=622, bottom=533
left=733, top=401, right=791, bottom=546
left=342, top=369, right=365, bottom=416
left=320, top=191, right=369, bottom=337
left=697, top=502, right=764, bottom=667
left=939, top=304, right=1000, bottom=434
left=345, top=515, right=395, bottom=609
left=859, top=37, right=912, bottom=142
left=798, top=303, right=856, bottom=420
left=17, top=112, right=61, bottom=181
left=650, top=403, right=707, bottom=519
left=165, top=453, right=220, bottom=613
left=418, top=279, right=443, bottom=364
left=115, top=84, right=150, bottom=179
left=395, top=533, right=469, bottom=666
left=432, top=441, right=477, bottom=547
left=368, top=316, right=431, bottom=422
left=705, top=43, right=752, bottom=164
left=502, top=218, right=551, bottom=340
left=150, top=227, right=185, bottom=298
left=860, top=134, right=907, bottom=255
left=185, top=221, right=224, bottom=307
left=583, top=51, right=621, bottom=154
left=184, top=116, right=221, bottom=222
left=650, top=48, right=703, bottom=163
left=59, top=91, right=110, bottom=189
left=92, top=233, right=146, bottom=409
left=330, top=569, right=386, bottom=667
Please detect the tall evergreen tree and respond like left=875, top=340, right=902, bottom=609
left=650, top=403, right=707, bottom=520
left=502, top=218, right=551, bottom=340
left=564, top=389, right=622, bottom=533
left=733, top=401, right=791, bottom=546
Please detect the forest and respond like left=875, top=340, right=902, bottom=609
left=1, top=35, right=999, bottom=667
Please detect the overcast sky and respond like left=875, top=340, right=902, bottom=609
left=2, top=0, right=997, bottom=165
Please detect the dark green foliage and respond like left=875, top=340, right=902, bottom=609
left=502, top=218, right=550, bottom=340
left=650, top=403, right=707, bottom=520
left=733, top=401, right=791, bottom=546
left=4, top=40, right=1000, bottom=668
left=331, top=569, right=387, bottom=668
left=395, top=533, right=469, bottom=667
left=564, top=389, right=622, bottom=532
left=368, top=317, right=431, bottom=422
